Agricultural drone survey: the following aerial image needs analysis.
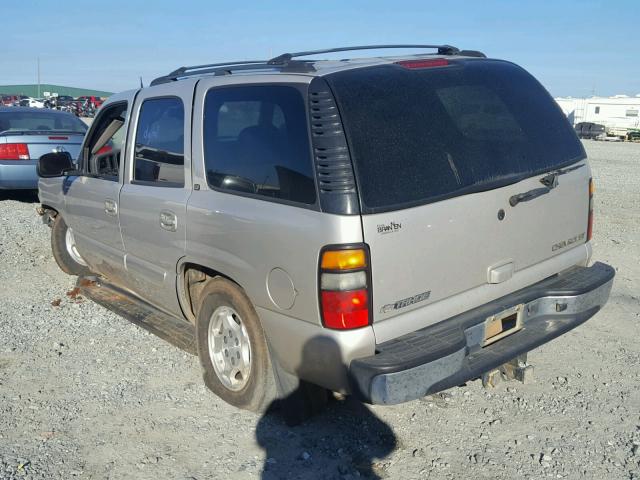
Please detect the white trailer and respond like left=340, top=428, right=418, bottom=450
left=555, top=95, right=640, bottom=139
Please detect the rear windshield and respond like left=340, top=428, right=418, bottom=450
left=0, top=111, right=87, bottom=135
left=326, top=60, right=585, bottom=213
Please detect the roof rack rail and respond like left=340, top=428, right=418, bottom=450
left=149, top=59, right=317, bottom=86
left=267, top=44, right=460, bottom=64
left=149, top=44, right=481, bottom=87
left=151, top=60, right=264, bottom=86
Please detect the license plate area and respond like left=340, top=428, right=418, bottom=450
left=482, top=304, right=524, bottom=347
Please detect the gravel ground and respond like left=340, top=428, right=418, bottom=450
left=0, top=141, right=638, bottom=480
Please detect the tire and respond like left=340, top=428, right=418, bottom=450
left=196, top=277, right=276, bottom=412
left=50, top=215, right=90, bottom=276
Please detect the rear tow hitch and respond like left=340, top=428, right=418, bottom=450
left=481, top=354, right=534, bottom=388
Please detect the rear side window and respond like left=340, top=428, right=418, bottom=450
left=203, top=85, right=316, bottom=205
left=134, top=97, right=185, bottom=187
left=326, top=60, right=586, bottom=213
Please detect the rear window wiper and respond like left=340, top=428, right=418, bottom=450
left=539, top=163, right=585, bottom=188
left=510, top=163, right=585, bottom=207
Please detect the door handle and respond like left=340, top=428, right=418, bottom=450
left=104, top=199, right=118, bottom=216
left=160, top=210, right=178, bottom=232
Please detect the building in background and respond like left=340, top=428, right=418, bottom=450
left=0, top=84, right=112, bottom=99
left=555, top=95, right=640, bottom=137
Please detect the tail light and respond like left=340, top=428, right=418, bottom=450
left=319, top=245, right=371, bottom=330
left=395, top=58, right=449, bottom=69
left=0, top=143, right=30, bottom=160
left=587, top=178, right=594, bottom=241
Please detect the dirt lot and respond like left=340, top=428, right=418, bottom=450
left=0, top=141, right=638, bottom=480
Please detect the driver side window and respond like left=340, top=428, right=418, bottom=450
left=85, top=102, right=128, bottom=180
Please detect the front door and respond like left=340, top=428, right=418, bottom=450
left=117, top=83, right=193, bottom=316
left=64, top=95, right=134, bottom=280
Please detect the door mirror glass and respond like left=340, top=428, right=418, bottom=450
left=37, top=152, right=74, bottom=178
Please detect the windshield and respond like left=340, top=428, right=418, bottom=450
left=326, top=59, right=585, bottom=213
left=0, top=111, right=87, bottom=135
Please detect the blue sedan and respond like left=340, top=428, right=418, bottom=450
left=0, top=107, right=87, bottom=190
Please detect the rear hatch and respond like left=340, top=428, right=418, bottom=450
left=325, top=59, right=590, bottom=339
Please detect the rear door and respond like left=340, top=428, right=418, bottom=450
left=117, top=81, right=194, bottom=316
left=325, top=59, right=591, bottom=341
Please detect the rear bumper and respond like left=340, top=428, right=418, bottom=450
left=0, top=160, right=38, bottom=189
left=350, top=262, right=615, bottom=405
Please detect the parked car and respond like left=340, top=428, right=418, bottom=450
left=56, top=95, right=75, bottom=106
left=1, top=95, right=19, bottom=106
left=627, top=130, right=640, bottom=142
left=589, top=123, right=606, bottom=139
left=50, top=95, right=76, bottom=111
left=0, top=107, right=87, bottom=189
left=76, top=95, right=104, bottom=109
left=574, top=122, right=605, bottom=139
left=37, top=45, right=614, bottom=419
left=19, top=97, right=46, bottom=109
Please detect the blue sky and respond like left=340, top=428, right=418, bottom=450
left=3, top=0, right=639, bottom=97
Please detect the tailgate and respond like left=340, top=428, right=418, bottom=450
left=0, top=133, right=84, bottom=160
left=362, top=166, right=591, bottom=325
left=21, top=134, right=84, bottom=160
left=324, top=58, right=591, bottom=341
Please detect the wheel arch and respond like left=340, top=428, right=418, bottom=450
left=177, top=260, right=247, bottom=324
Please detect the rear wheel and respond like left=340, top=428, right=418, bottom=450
left=51, top=215, right=90, bottom=276
left=196, top=278, right=276, bottom=412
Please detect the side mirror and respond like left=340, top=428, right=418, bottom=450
left=37, top=152, right=74, bottom=178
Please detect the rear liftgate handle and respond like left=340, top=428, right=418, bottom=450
left=160, top=210, right=178, bottom=232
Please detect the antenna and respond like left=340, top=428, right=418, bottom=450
left=139, top=76, right=144, bottom=88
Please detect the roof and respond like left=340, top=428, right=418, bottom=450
left=0, top=84, right=112, bottom=98
left=149, top=44, right=487, bottom=86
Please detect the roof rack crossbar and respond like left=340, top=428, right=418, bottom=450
left=268, top=44, right=460, bottom=64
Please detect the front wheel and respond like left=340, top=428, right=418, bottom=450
left=50, top=215, right=89, bottom=276
left=196, top=278, right=276, bottom=412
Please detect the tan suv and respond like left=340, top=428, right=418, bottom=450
left=37, top=44, right=615, bottom=418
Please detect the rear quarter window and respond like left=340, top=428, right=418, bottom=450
left=203, top=85, right=316, bottom=205
left=326, top=60, right=585, bottom=213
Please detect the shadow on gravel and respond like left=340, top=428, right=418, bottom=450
left=0, top=190, right=39, bottom=203
left=256, top=340, right=397, bottom=479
